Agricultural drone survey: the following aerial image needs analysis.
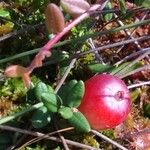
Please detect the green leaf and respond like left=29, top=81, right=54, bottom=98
left=119, top=0, right=126, bottom=14
left=41, top=92, right=58, bottom=113
left=88, top=63, right=114, bottom=73
left=58, top=106, right=73, bottom=119
left=58, top=80, right=85, bottom=107
left=34, top=82, right=54, bottom=101
left=66, top=81, right=85, bottom=107
left=58, top=80, right=78, bottom=104
left=31, top=106, right=51, bottom=128
left=68, top=110, right=91, bottom=132
left=0, top=9, right=10, bottom=18
left=102, top=2, right=113, bottom=21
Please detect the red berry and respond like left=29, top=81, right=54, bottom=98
left=79, top=74, right=131, bottom=130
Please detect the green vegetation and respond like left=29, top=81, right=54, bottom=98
left=0, top=0, right=150, bottom=149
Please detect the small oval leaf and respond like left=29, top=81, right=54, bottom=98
left=31, top=106, right=51, bottom=128
left=60, top=0, right=90, bottom=18
left=67, top=80, right=85, bottom=107
left=0, top=9, right=10, bottom=18
left=88, top=63, right=113, bottom=73
left=58, top=80, right=84, bottom=107
left=58, top=80, right=78, bottom=105
left=34, top=82, right=54, bottom=101
left=119, top=0, right=126, bottom=14
left=41, top=92, right=58, bottom=112
left=45, top=3, right=65, bottom=34
left=102, top=2, right=113, bottom=21
left=68, top=110, right=91, bottom=132
left=5, top=65, right=27, bottom=78
left=58, top=106, right=73, bottom=119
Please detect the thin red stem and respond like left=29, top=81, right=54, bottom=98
left=5, top=2, right=108, bottom=88
left=27, top=4, right=101, bottom=74
left=42, top=5, right=101, bottom=52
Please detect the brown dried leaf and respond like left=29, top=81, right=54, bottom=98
left=45, top=3, right=65, bottom=34
left=4, top=65, right=31, bottom=88
left=0, top=99, right=12, bottom=117
left=29, top=50, right=51, bottom=69
left=5, top=65, right=28, bottom=78
left=60, top=0, right=90, bottom=18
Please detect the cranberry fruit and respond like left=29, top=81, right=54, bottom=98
left=79, top=74, right=131, bottom=130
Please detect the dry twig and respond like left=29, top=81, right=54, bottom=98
left=0, top=125, right=100, bottom=150
left=91, top=130, right=128, bottom=150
